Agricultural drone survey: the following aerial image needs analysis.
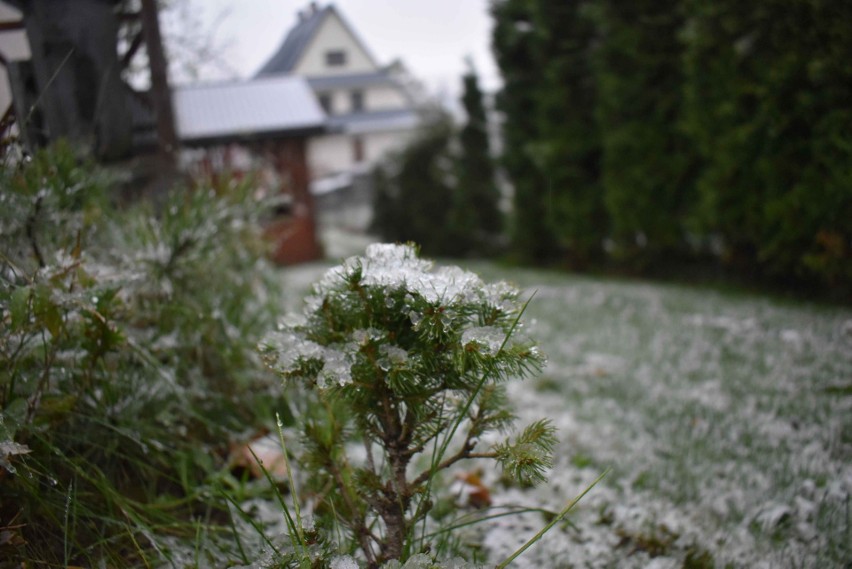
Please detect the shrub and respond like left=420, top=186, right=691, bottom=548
left=0, top=145, right=286, bottom=566
left=260, top=243, right=554, bottom=567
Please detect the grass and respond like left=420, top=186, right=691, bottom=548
left=5, top=183, right=847, bottom=567
left=471, top=263, right=852, bottom=567
left=280, top=254, right=851, bottom=567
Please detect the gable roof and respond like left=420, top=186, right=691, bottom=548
left=172, top=75, right=325, bottom=145
left=256, top=5, right=329, bottom=75
left=256, top=3, right=377, bottom=77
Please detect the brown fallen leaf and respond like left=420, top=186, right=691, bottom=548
left=228, top=433, right=289, bottom=481
left=455, top=469, right=492, bottom=509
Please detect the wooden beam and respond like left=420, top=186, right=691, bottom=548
left=139, top=0, right=177, bottom=158
left=1, top=103, right=14, bottom=126
left=0, top=104, right=16, bottom=154
left=117, top=11, right=141, bottom=23
left=120, top=30, right=144, bottom=69
left=0, top=20, right=24, bottom=32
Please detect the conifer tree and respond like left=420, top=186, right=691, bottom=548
left=592, top=0, right=695, bottom=269
left=530, top=0, right=606, bottom=267
left=682, top=1, right=770, bottom=272
left=450, top=61, right=502, bottom=256
left=369, top=164, right=402, bottom=242
left=261, top=244, right=553, bottom=566
left=370, top=117, right=456, bottom=256
left=683, top=0, right=852, bottom=289
left=491, top=0, right=558, bottom=263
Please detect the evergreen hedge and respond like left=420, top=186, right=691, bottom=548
left=491, top=0, right=852, bottom=296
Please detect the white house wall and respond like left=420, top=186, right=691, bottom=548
left=309, top=134, right=355, bottom=178
left=364, top=130, right=413, bottom=164
left=318, top=84, right=408, bottom=115
left=321, top=90, right=348, bottom=115
left=0, top=3, right=31, bottom=120
left=285, top=5, right=422, bottom=181
left=309, top=128, right=418, bottom=179
left=295, top=12, right=376, bottom=76
left=365, top=86, right=408, bottom=111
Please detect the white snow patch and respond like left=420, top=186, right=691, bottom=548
left=330, top=556, right=359, bottom=569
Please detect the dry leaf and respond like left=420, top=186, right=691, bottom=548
left=454, top=469, right=492, bottom=509
left=228, top=433, right=289, bottom=481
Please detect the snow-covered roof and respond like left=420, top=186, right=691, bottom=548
left=256, top=5, right=330, bottom=75
left=172, top=76, right=325, bottom=145
left=255, top=3, right=378, bottom=78
left=327, top=108, right=421, bottom=135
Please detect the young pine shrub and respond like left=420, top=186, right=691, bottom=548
left=1, top=146, right=287, bottom=566
left=260, top=244, right=554, bottom=567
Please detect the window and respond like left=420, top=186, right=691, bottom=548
left=325, top=50, right=346, bottom=67
left=350, top=90, right=364, bottom=112
left=318, top=93, right=332, bottom=114
left=352, top=135, right=364, bottom=163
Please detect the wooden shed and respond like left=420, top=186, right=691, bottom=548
left=172, top=76, right=327, bottom=264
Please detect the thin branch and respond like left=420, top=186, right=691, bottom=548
left=412, top=439, right=477, bottom=488
left=364, top=436, right=377, bottom=476
left=327, top=458, right=377, bottom=566
left=25, top=195, right=45, bottom=268
left=467, top=452, right=497, bottom=459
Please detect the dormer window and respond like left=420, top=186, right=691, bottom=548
left=325, top=50, right=347, bottom=67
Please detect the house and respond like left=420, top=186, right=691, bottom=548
left=172, top=75, right=327, bottom=264
left=0, top=0, right=326, bottom=264
left=256, top=2, right=423, bottom=181
left=0, top=2, right=28, bottom=149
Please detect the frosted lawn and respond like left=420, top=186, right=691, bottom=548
left=280, top=260, right=851, bottom=568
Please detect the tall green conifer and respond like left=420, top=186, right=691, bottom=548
left=593, top=0, right=695, bottom=269
left=683, top=0, right=852, bottom=290
left=370, top=117, right=456, bottom=256
left=531, top=0, right=606, bottom=267
left=450, top=61, right=502, bottom=256
left=369, top=164, right=402, bottom=242
left=491, top=0, right=558, bottom=263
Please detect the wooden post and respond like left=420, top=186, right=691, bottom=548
left=140, top=0, right=177, bottom=160
left=265, top=137, right=322, bottom=264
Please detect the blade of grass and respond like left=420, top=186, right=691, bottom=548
left=245, top=444, right=298, bottom=536
left=225, top=500, right=250, bottom=564
left=245, top=442, right=309, bottom=560
left=275, top=412, right=305, bottom=544
left=411, top=293, right=537, bottom=555
left=63, top=480, right=75, bottom=567
left=194, top=516, right=203, bottom=568
left=497, top=468, right=609, bottom=568
left=124, top=522, right=153, bottom=569
left=219, top=490, right=282, bottom=558
left=421, top=505, right=558, bottom=540
left=414, top=390, right=448, bottom=551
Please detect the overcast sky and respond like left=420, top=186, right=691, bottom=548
left=180, top=0, right=501, bottom=98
